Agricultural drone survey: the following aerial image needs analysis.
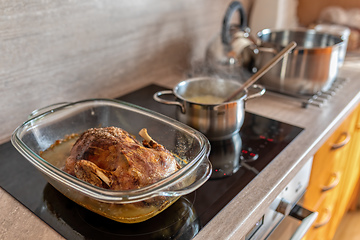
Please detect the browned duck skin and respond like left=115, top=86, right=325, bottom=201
left=64, top=127, right=179, bottom=190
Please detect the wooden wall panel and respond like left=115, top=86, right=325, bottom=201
left=0, top=0, right=251, bottom=144
left=297, top=0, right=360, bottom=26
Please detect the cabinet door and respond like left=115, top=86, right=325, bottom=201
left=328, top=105, right=360, bottom=235
left=347, top=106, right=360, bottom=210
left=304, top=111, right=353, bottom=208
left=303, top=105, right=359, bottom=240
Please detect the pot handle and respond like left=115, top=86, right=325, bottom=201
left=153, top=90, right=185, bottom=113
left=159, top=159, right=212, bottom=197
left=222, top=1, right=248, bottom=45
left=244, top=84, right=266, bottom=101
left=28, top=102, right=70, bottom=119
left=256, top=46, right=278, bottom=54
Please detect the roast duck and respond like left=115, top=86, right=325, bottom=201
left=63, top=126, right=180, bottom=190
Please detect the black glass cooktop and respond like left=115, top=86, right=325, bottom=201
left=0, top=84, right=303, bottom=239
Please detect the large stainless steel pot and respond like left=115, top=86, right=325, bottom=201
left=253, top=29, right=344, bottom=95
left=205, top=1, right=345, bottom=96
left=153, top=77, right=265, bottom=140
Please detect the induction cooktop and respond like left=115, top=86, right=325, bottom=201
left=0, top=84, right=303, bottom=239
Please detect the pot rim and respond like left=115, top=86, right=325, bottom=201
left=172, top=77, right=247, bottom=106
left=257, top=28, right=344, bottom=50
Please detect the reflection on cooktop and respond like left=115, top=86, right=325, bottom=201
left=0, top=84, right=303, bottom=240
left=209, top=134, right=242, bottom=179
left=37, top=184, right=199, bottom=240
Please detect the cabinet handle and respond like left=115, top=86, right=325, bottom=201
left=331, top=132, right=350, bottom=149
left=313, top=208, right=331, bottom=228
left=321, top=172, right=340, bottom=192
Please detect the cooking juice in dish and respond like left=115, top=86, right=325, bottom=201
left=40, top=134, right=78, bottom=168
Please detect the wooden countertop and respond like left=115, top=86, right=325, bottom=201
left=1, top=56, right=360, bottom=239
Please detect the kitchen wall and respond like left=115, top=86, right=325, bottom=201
left=4, top=0, right=357, bottom=145
left=0, top=0, right=252, bottom=144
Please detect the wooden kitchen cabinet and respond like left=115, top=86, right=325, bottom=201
left=297, top=0, right=360, bottom=27
left=303, top=104, right=360, bottom=240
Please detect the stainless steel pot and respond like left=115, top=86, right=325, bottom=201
left=253, top=29, right=344, bottom=95
left=153, top=77, right=265, bottom=140
left=205, top=2, right=344, bottom=96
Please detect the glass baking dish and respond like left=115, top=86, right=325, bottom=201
left=12, top=99, right=211, bottom=223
